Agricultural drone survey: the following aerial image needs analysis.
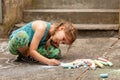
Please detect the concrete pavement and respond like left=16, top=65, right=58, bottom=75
left=0, top=37, right=120, bottom=80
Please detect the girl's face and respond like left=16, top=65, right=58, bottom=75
left=52, top=26, right=70, bottom=47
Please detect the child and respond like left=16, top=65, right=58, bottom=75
left=8, top=20, right=77, bottom=66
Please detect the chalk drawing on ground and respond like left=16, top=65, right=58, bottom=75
left=0, top=41, right=10, bottom=55
left=0, top=58, right=22, bottom=69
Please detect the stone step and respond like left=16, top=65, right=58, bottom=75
left=15, top=23, right=119, bottom=30
left=24, top=9, right=119, bottom=12
left=14, top=23, right=118, bottom=37
left=30, top=0, right=119, bottom=9
left=23, top=9, right=119, bottom=24
left=74, top=24, right=119, bottom=30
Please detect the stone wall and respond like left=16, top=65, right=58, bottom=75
left=118, top=3, right=120, bottom=38
left=0, top=0, right=32, bottom=38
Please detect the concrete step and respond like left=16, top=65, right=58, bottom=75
left=23, top=9, right=119, bottom=24
left=14, top=23, right=118, bottom=38
left=74, top=24, right=119, bottom=30
left=30, top=0, right=119, bottom=9
left=15, top=23, right=119, bottom=30
left=24, top=9, right=119, bottom=12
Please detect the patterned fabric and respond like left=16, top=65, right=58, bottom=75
left=8, top=28, right=61, bottom=59
left=8, top=31, right=29, bottom=55
left=9, top=22, right=33, bottom=42
left=10, top=22, right=51, bottom=46
left=37, top=45, right=61, bottom=59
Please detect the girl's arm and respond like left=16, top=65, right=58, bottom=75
left=29, top=21, right=60, bottom=65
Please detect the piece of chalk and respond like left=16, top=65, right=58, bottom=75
left=94, top=60, right=104, bottom=68
left=97, top=60, right=109, bottom=66
left=107, top=61, right=113, bottom=66
left=100, top=73, right=108, bottom=78
left=98, top=57, right=108, bottom=62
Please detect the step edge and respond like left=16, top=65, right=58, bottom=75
left=74, top=24, right=119, bottom=30
left=15, top=23, right=119, bottom=30
left=24, top=9, right=119, bottom=13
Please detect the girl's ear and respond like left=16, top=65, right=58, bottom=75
left=59, top=26, right=65, bottom=30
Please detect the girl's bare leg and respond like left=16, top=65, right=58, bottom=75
left=17, top=46, right=29, bottom=57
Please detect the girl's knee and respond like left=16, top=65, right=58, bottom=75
left=8, top=31, right=29, bottom=55
left=16, top=31, right=29, bottom=39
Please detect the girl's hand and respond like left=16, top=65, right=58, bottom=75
left=47, top=59, right=60, bottom=66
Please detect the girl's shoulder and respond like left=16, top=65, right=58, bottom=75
left=32, top=20, right=51, bottom=31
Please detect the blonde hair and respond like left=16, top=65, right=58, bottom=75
left=46, top=20, right=77, bottom=53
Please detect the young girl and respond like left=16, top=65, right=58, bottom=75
left=8, top=20, right=77, bottom=66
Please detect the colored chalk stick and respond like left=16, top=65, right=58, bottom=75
left=107, top=61, right=113, bottom=66
left=98, top=57, right=108, bottom=62
left=100, top=73, right=108, bottom=78
left=94, top=60, right=104, bottom=68
left=97, top=60, right=109, bottom=66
